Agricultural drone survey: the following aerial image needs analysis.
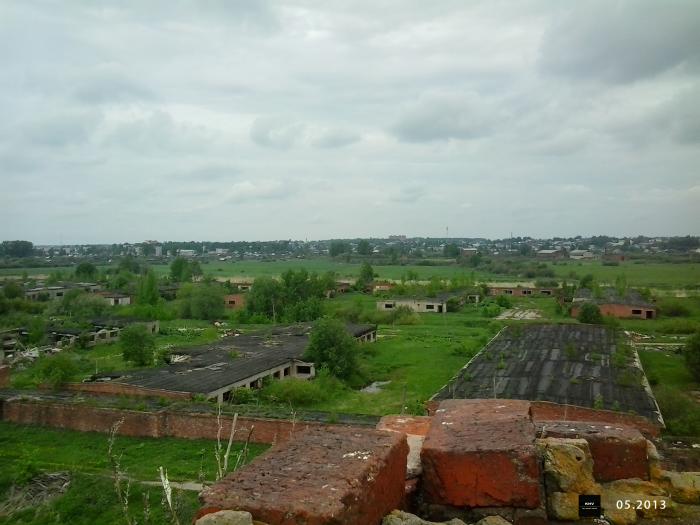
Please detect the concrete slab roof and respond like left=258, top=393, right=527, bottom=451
left=433, top=324, right=662, bottom=425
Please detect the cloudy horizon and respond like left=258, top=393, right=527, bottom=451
left=2, top=1, right=699, bottom=244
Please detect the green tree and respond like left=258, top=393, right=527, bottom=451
left=303, top=317, right=357, bottom=380
left=137, top=270, right=160, bottom=306
left=614, top=274, right=628, bottom=297
left=52, top=290, right=109, bottom=319
left=357, top=240, right=371, bottom=255
left=178, top=283, right=225, bottom=320
left=0, top=240, right=34, bottom=258
left=684, top=331, right=700, bottom=382
left=2, top=281, right=23, bottom=299
left=357, top=262, right=374, bottom=289
left=245, top=277, right=284, bottom=320
left=443, top=243, right=460, bottom=258
left=329, top=241, right=350, bottom=257
left=579, top=274, right=595, bottom=289
left=169, top=257, right=190, bottom=282
left=37, top=354, right=78, bottom=389
left=75, top=262, right=98, bottom=281
left=577, top=303, right=603, bottom=324
left=120, top=324, right=156, bottom=366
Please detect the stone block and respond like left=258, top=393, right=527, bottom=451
left=537, top=420, right=648, bottom=481
left=200, top=426, right=408, bottom=525
left=195, top=510, right=254, bottom=525
left=538, top=437, right=597, bottom=494
left=421, top=400, right=540, bottom=509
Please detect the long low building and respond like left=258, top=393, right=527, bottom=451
left=432, top=324, right=663, bottom=426
left=78, top=323, right=377, bottom=402
left=571, top=288, right=657, bottom=319
left=377, top=291, right=474, bottom=314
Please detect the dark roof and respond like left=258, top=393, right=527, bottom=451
left=433, top=324, right=662, bottom=425
left=92, top=323, right=371, bottom=395
left=574, top=288, right=656, bottom=309
left=100, top=330, right=311, bottom=394
left=345, top=323, right=377, bottom=337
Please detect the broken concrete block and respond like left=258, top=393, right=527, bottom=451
left=195, top=510, right=254, bottom=525
left=381, top=510, right=467, bottom=525
left=655, top=470, right=700, bottom=504
left=200, top=426, right=408, bottom=525
left=601, top=479, right=674, bottom=523
left=538, top=420, right=649, bottom=481
left=475, top=516, right=513, bottom=525
left=377, top=415, right=431, bottom=479
left=538, top=437, right=597, bottom=493
left=546, top=492, right=579, bottom=521
left=421, top=400, right=540, bottom=508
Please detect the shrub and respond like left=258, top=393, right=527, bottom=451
left=303, top=317, right=357, bottom=380
left=577, top=303, right=603, bottom=324
left=120, top=324, right=156, bottom=366
left=654, top=385, right=700, bottom=436
left=659, top=300, right=691, bottom=318
left=261, top=378, right=326, bottom=406
left=36, top=353, right=78, bottom=389
left=683, top=331, right=700, bottom=382
left=495, top=295, right=512, bottom=308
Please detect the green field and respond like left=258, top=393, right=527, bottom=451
left=550, top=260, right=700, bottom=289
left=0, top=422, right=268, bottom=524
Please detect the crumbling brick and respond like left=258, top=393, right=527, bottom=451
left=537, top=420, right=648, bottom=481
left=421, top=400, right=540, bottom=509
left=200, top=426, right=408, bottom=525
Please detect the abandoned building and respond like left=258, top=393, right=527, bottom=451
left=535, top=248, right=562, bottom=259
left=50, top=318, right=160, bottom=348
left=569, top=249, right=595, bottom=260
left=571, top=288, right=657, bottom=319
left=488, top=284, right=555, bottom=297
left=376, top=291, right=477, bottom=314
left=77, top=323, right=377, bottom=401
left=433, top=324, right=663, bottom=426
left=371, top=281, right=395, bottom=293
left=97, top=291, right=132, bottom=306
left=223, top=293, right=246, bottom=310
left=24, top=282, right=101, bottom=301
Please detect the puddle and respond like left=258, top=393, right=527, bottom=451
left=361, top=380, right=391, bottom=394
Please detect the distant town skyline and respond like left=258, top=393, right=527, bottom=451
left=2, top=1, right=699, bottom=244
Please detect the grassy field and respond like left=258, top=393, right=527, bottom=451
left=0, top=422, right=268, bottom=524
left=549, top=260, right=700, bottom=289
left=638, top=350, right=700, bottom=436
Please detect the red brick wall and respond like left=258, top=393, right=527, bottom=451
left=530, top=401, right=661, bottom=439
left=223, top=294, right=246, bottom=310
left=62, top=382, right=193, bottom=400
left=571, top=303, right=656, bottom=319
left=1, top=399, right=341, bottom=445
left=0, top=366, right=9, bottom=389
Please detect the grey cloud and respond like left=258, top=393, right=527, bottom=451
left=73, top=72, right=155, bottom=104
left=250, top=116, right=304, bottom=149
left=390, top=94, right=502, bottom=142
left=102, top=111, right=213, bottom=153
left=310, top=128, right=360, bottom=149
left=22, top=110, right=102, bottom=148
left=540, top=1, right=700, bottom=83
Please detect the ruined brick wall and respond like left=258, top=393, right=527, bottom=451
left=530, top=401, right=661, bottom=438
left=570, top=303, right=656, bottom=319
left=1, top=399, right=340, bottom=444
left=62, top=382, right=193, bottom=400
left=0, top=365, right=9, bottom=389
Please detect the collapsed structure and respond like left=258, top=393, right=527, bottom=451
left=77, top=323, right=377, bottom=402
left=571, top=288, right=657, bottom=319
left=432, top=324, right=663, bottom=426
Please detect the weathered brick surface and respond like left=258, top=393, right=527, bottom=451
left=0, top=366, right=9, bottom=389
left=1, top=399, right=343, bottom=445
left=421, top=399, right=540, bottom=509
left=377, top=415, right=432, bottom=436
left=200, top=427, right=409, bottom=525
left=63, top=382, right=192, bottom=400
left=537, top=420, right=649, bottom=481
left=530, top=401, right=661, bottom=439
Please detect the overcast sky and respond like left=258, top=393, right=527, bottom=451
left=1, top=1, right=699, bottom=244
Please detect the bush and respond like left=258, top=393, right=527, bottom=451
left=654, top=385, right=700, bottom=436
left=683, top=331, right=700, bottom=382
left=36, top=353, right=79, bottom=389
left=261, top=378, right=327, bottom=406
left=120, top=324, right=156, bottom=366
left=659, top=300, right=691, bottom=318
left=304, top=317, right=358, bottom=380
left=495, top=295, right=512, bottom=308
left=577, top=303, right=603, bottom=324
